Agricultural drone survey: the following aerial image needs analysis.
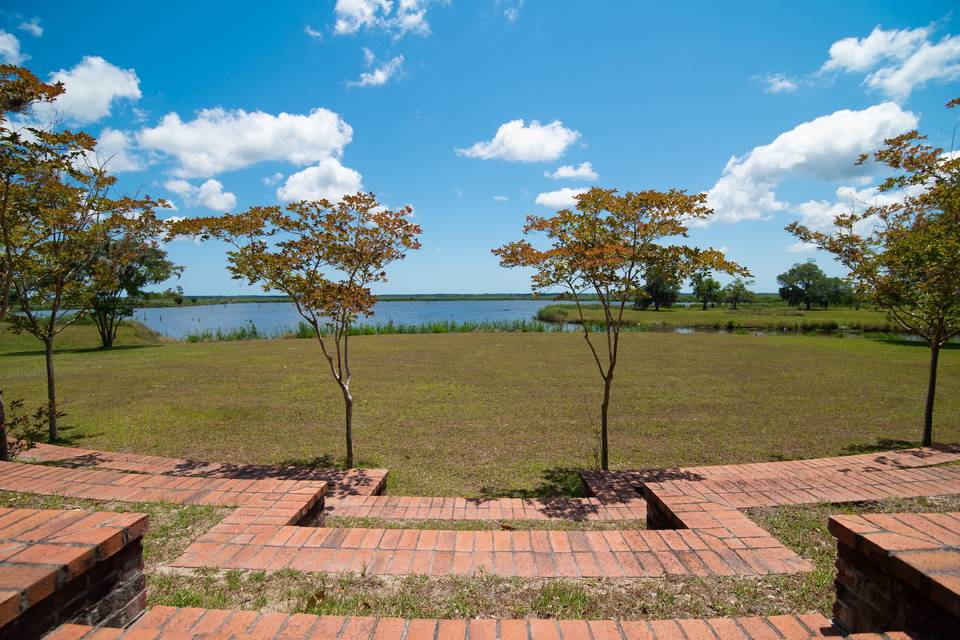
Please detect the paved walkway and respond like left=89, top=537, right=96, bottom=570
left=21, top=442, right=387, bottom=498
left=46, top=607, right=853, bottom=639
left=324, top=495, right=646, bottom=521
left=582, top=446, right=960, bottom=507
left=1, top=445, right=958, bottom=581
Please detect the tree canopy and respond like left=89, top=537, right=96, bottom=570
left=787, top=98, right=960, bottom=445
left=171, top=192, right=421, bottom=467
left=494, top=187, right=747, bottom=469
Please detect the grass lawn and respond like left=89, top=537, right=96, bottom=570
left=1, top=323, right=957, bottom=496
left=537, top=303, right=895, bottom=332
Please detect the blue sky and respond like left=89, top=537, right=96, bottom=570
left=3, top=1, right=959, bottom=294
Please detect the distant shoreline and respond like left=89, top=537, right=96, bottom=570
left=137, top=292, right=781, bottom=308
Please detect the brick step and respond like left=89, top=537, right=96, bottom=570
left=324, top=495, right=646, bottom=522
left=20, top=442, right=387, bottom=498
left=173, top=524, right=810, bottom=577
left=44, top=607, right=861, bottom=639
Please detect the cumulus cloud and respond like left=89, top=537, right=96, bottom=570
left=334, top=0, right=437, bottom=39
left=304, top=25, right=323, bottom=39
left=822, top=25, right=930, bottom=73
left=18, top=18, right=43, bottom=37
left=164, top=178, right=237, bottom=212
left=762, top=73, right=799, bottom=94
left=820, top=24, right=960, bottom=100
left=0, top=31, right=27, bottom=64
left=262, top=172, right=284, bottom=185
left=545, top=161, right=597, bottom=181
left=348, top=49, right=404, bottom=87
left=457, top=119, right=580, bottom=162
left=92, top=128, right=145, bottom=173
left=535, top=187, right=588, bottom=208
left=138, top=107, right=353, bottom=178
left=276, top=156, right=363, bottom=202
left=703, top=103, right=917, bottom=225
left=493, top=195, right=509, bottom=201
left=33, top=56, right=141, bottom=125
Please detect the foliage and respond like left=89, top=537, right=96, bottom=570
left=787, top=98, right=960, bottom=445
left=690, top=269, right=722, bottom=310
left=722, top=278, right=754, bottom=310
left=636, top=264, right=681, bottom=310
left=1, top=64, right=166, bottom=441
left=0, top=394, right=50, bottom=461
left=171, top=192, right=421, bottom=467
left=777, top=261, right=827, bottom=310
left=494, top=186, right=746, bottom=469
left=89, top=237, right=181, bottom=348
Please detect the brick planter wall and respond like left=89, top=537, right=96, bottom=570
left=829, top=512, right=960, bottom=639
left=0, top=508, right=148, bottom=639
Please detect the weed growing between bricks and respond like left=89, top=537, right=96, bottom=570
left=322, top=517, right=647, bottom=531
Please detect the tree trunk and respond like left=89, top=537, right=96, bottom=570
left=0, top=390, right=7, bottom=462
left=922, top=341, right=941, bottom=447
left=701, top=301, right=707, bottom=310
left=343, top=388, right=354, bottom=468
left=44, top=337, right=58, bottom=441
left=600, top=375, right=612, bottom=471
left=805, top=301, right=811, bottom=310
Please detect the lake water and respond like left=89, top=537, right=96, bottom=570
left=132, top=300, right=571, bottom=339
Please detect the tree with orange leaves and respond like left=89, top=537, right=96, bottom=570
left=494, top=187, right=747, bottom=470
left=172, top=193, right=421, bottom=468
left=788, top=98, right=960, bottom=447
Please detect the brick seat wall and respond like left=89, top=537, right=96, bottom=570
left=829, top=511, right=960, bottom=639
left=0, top=508, right=148, bottom=639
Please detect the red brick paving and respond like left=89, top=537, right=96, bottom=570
left=582, top=446, right=960, bottom=508
left=324, top=494, right=646, bottom=521
left=44, top=607, right=853, bottom=639
left=22, top=442, right=386, bottom=498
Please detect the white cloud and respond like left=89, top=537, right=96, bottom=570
left=276, top=156, right=362, bottom=202
left=334, top=0, right=437, bottom=39
left=502, top=0, right=524, bottom=22
left=34, top=56, right=141, bottom=125
left=92, top=128, right=145, bottom=173
left=262, top=172, right=284, bottom=186
left=820, top=25, right=960, bottom=100
left=545, top=161, right=597, bottom=181
left=138, top=107, right=353, bottom=178
left=305, top=25, right=323, bottom=39
left=493, top=195, right=509, bottom=201
left=865, top=35, right=960, bottom=100
left=164, top=178, right=237, bottom=212
left=18, top=18, right=43, bottom=37
left=822, top=25, right=930, bottom=73
left=704, top=103, right=917, bottom=225
left=535, top=187, right=588, bottom=208
left=457, top=119, right=580, bottom=162
left=787, top=241, right=818, bottom=254
left=348, top=49, right=404, bottom=87
left=762, top=73, right=799, bottom=94
left=0, top=31, right=26, bottom=64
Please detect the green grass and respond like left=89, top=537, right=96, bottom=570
left=537, top=303, right=896, bottom=333
left=0, top=491, right=227, bottom=566
left=1, top=323, right=957, bottom=496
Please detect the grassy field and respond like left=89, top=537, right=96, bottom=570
left=537, top=303, right=896, bottom=332
left=0, top=323, right=957, bottom=496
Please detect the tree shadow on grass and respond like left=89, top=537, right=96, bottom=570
left=1, top=344, right=162, bottom=357
left=478, top=467, right=587, bottom=500
left=841, top=438, right=917, bottom=456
